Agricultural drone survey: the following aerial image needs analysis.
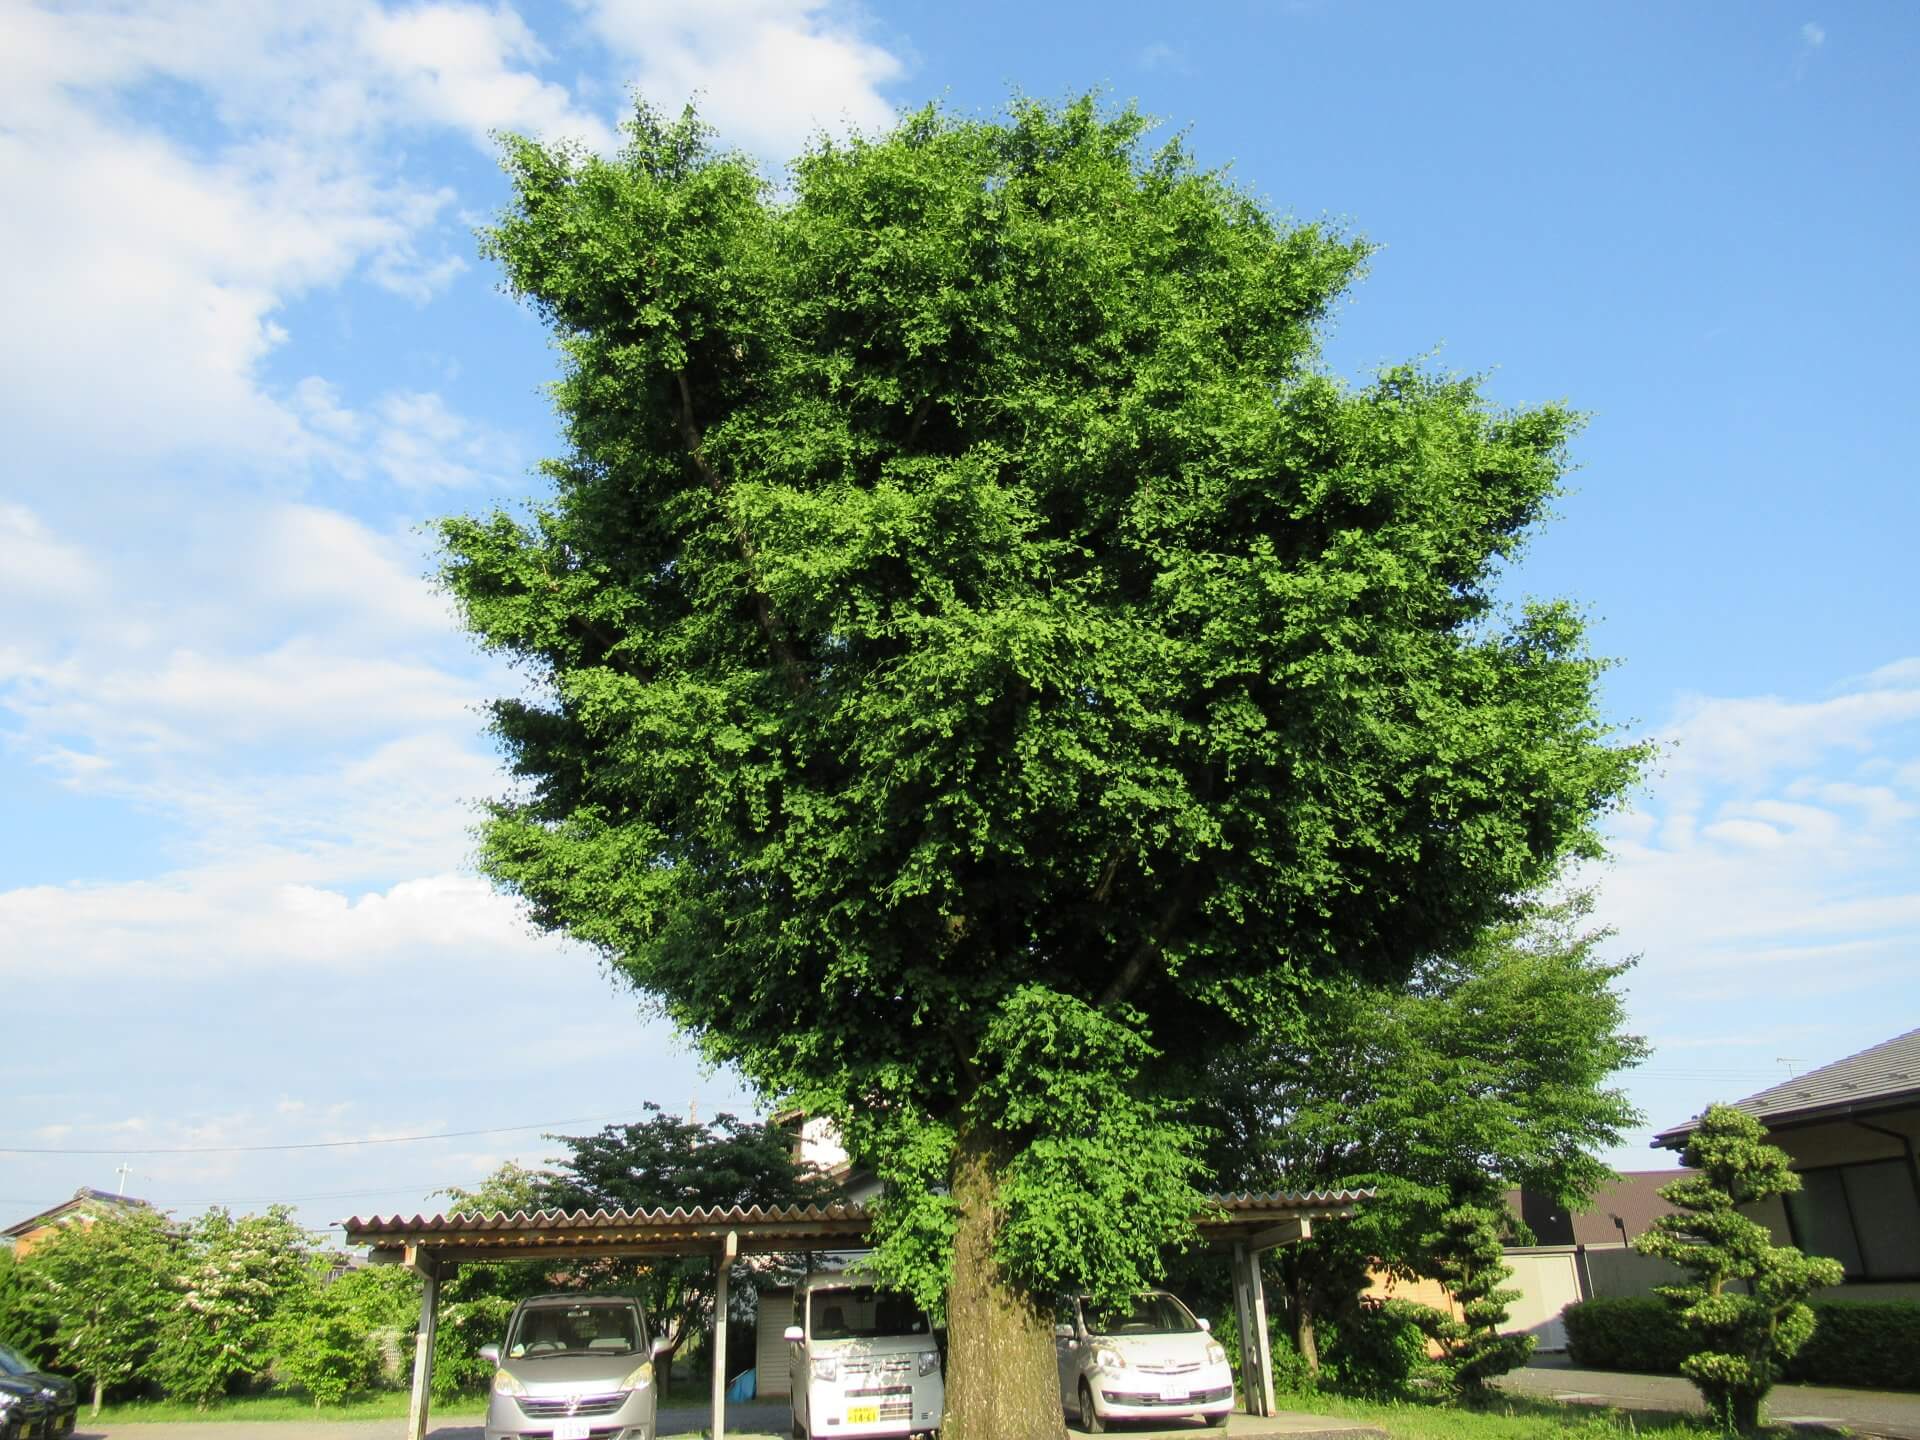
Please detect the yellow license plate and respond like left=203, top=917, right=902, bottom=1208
left=846, top=1405, right=880, bottom=1423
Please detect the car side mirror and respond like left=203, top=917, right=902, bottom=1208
left=1197, top=1318, right=1211, bottom=1333
left=783, top=1325, right=804, bottom=1343
left=651, top=1336, right=674, bottom=1359
left=478, top=1344, right=501, bottom=1366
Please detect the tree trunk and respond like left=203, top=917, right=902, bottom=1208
left=91, top=1378, right=103, bottom=1417
left=942, top=1122, right=1068, bottom=1440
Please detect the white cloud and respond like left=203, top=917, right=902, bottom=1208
left=0, top=504, right=105, bottom=603
left=585, top=0, right=905, bottom=160
left=1802, top=21, right=1826, bottom=48
left=360, top=2, right=619, bottom=151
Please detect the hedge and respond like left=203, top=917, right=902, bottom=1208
left=1563, top=1296, right=1920, bottom=1392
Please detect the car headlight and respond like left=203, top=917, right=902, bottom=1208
left=0, top=1390, right=17, bottom=1412
left=620, top=1361, right=654, bottom=1390
left=1206, top=1340, right=1227, bottom=1365
left=917, top=1351, right=939, bottom=1377
left=492, top=1369, right=526, bottom=1397
left=1093, top=1346, right=1125, bottom=1371
left=811, top=1356, right=839, bottom=1382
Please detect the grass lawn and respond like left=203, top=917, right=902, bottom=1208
left=1272, top=1388, right=1731, bottom=1440
left=90, top=1391, right=482, bottom=1424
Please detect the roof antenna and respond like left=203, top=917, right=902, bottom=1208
left=116, top=1162, right=132, bottom=1197
left=1775, top=1057, right=1805, bottom=1078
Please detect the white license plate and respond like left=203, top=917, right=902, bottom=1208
left=554, top=1421, right=591, bottom=1440
left=1159, top=1384, right=1189, bottom=1402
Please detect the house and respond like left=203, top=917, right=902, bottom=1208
left=2, top=1187, right=154, bottom=1257
left=1653, top=1025, right=1920, bottom=1297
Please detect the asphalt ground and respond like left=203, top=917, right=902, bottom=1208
left=73, top=1399, right=1381, bottom=1439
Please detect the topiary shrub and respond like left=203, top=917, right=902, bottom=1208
left=1320, top=1299, right=1432, bottom=1398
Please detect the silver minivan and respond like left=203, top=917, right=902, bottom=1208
left=1055, top=1290, right=1234, bottom=1432
left=481, top=1292, right=669, bottom=1440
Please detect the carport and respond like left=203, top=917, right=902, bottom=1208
left=343, top=1188, right=1367, bottom=1440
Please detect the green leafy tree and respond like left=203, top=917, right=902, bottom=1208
left=150, top=1207, right=310, bottom=1407
left=0, top=1250, right=55, bottom=1366
left=269, top=1264, right=381, bottom=1407
left=1202, top=894, right=1644, bottom=1383
left=1637, top=1105, right=1845, bottom=1432
left=433, top=1164, right=566, bottom=1401
left=29, top=1208, right=175, bottom=1413
left=441, top=95, right=1642, bottom=1437
left=1411, top=1197, right=1535, bottom=1395
left=542, top=1105, right=837, bottom=1392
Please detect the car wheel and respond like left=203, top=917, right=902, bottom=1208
left=1205, top=1409, right=1230, bottom=1428
left=1079, top=1379, right=1105, bottom=1434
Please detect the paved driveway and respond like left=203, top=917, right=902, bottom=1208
left=1499, top=1357, right=1920, bottom=1439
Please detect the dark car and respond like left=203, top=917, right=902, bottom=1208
left=0, top=1348, right=73, bottom=1439
left=0, top=1375, right=51, bottom=1440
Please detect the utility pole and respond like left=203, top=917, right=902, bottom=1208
left=115, top=1162, right=131, bottom=1196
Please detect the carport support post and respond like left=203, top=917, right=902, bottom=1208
left=1245, top=1246, right=1275, bottom=1418
left=1230, top=1245, right=1264, bottom=1417
left=406, top=1248, right=440, bottom=1440
left=711, top=1228, right=738, bottom=1440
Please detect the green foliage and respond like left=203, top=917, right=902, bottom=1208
left=1561, top=1297, right=1692, bottom=1374
left=1318, top=1299, right=1433, bottom=1398
left=1783, top=1300, right=1920, bottom=1392
left=0, top=1249, right=55, bottom=1365
left=269, top=1265, right=382, bottom=1407
left=149, top=1207, right=311, bottom=1408
left=29, top=1207, right=175, bottom=1401
left=1411, top=1201, right=1535, bottom=1394
left=1566, top=1296, right=1920, bottom=1394
left=443, top=90, right=1642, bottom=1350
left=1204, top=893, right=1644, bottom=1379
left=1636, top=1105, right=1846, bottom=1431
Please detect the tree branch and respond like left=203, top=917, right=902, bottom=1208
left=674, top=369, right=809, bottom=694
left=1099, top=875, right=1196, bottom=1009
left=902, top=395, right=934, bottom=451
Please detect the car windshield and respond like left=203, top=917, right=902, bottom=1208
left=808, top=1287, right=931, bottom=1340
left=0, top=1346, right=30, bottom=1376
left=506, top=1301, right=645, bottom=1359
left=1086, top=1293, right=1200, bottom=1336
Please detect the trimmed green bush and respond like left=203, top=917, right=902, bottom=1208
left=1564, top=1297, right=1691, bottom=1374
left=1784, top=1300, right=1920, bottom=1392
left=1565, top=1296, right=1920, bottom=1392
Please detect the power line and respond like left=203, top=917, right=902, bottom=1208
left=0, top=1115, right=621, bottom=1157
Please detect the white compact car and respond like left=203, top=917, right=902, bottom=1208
left=1055, top=1290, right=1234, bottom=1432
left=480, top=1292, right=668, bottom=1440
left=783, top=1276, right=944, bottom=1439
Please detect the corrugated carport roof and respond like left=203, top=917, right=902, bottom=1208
left=342, top=1189, right=1370, bottom=1264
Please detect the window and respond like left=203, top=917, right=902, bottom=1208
left=1784, top=1158, right=1920, bottom=1280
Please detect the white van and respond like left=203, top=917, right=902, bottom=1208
left=782, top=1275, right=943, bottom=1439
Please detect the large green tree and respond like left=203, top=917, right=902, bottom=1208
left=28, top=1208, right=175, bottom=1414
left=442, top=96, right=1641, bottom=1437
left=1204, top=894, right=1645, bottom=1380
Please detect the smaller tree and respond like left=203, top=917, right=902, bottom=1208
left=29, top=1208, right=175, bottom=1413
left=1637, top=1105, right=1844, bottom=1432
left=150, top=1207, right=310, bottom=1407
left=1411, top=1197, right=1534, bottom=1395
left=0, top=1251, right=55, bottom=1365
left=270, top=1265, right=380, bottom=1407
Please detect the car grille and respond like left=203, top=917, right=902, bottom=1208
left=1102, top=1383, right=1233, bottom=1406
left=1133, top=1359, right=1204, bottom=1375
left=516, top=1391, right=627, bottom=1418
left=846, top=1385, right=913, bottom=1420
left=841, top=1354, right=914, bottom=1381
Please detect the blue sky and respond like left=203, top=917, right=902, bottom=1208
left=3, top=0, right=1916, bottom=1237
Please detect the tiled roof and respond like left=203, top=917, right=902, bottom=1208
left=341, top=1190, right=1372, bottom=1258
left=2, top=1187, right=153, bottom=1239
left=1653, top=1026, right=1920, bottom=1147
